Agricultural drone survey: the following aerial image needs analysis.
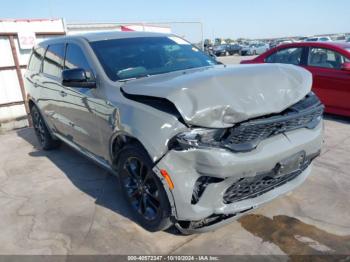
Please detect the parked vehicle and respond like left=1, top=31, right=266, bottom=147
left=268, top=41, right=277, bottom=49
left=213, top=44, right=229, bottom=56
left=240, top=43, right=269, bottom=55
left=333, top=35, right=346, bottom=42
left=25, top=32, right=323, bottom=233
left=213, top=44, right=241, bottom=56
left=228, top=43, right=242, bottom=55
left=241, top=42, right=350, bottom=117
left=305, top=36, right=332, bottom=42
left=278, top=40, right=293, bottom=45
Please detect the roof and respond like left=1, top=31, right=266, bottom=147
left=278, top=41, right=350, bottom=49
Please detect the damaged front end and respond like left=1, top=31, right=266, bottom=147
left=154, top=92, right=324, bottom=233
left=169, top=92, right=323, bottom=153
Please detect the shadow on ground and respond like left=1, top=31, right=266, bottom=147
left=16, top=127, right=180, bottom=235
left=323, top=113, right=350, bottom=124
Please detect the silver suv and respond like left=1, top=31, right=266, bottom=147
left=25, top=32, right=323, bottom=233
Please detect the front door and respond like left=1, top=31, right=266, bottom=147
left=59, top=42, right=105, bottom=157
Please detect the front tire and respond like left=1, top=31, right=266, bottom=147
left=31, top=106, right=60, bottom=150
left=117, top=144, right=173, bottom=232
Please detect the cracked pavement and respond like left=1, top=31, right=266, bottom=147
left=0, top=115, right=349, bottom=256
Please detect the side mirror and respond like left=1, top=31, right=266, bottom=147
left=341, top=62, right=350, bottom=71
left=62, top=68, right=96, bottom=88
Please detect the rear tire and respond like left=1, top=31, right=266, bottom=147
left=31, top=106, right=60, bottom=150
left=117, top=143, right=173, bottom=232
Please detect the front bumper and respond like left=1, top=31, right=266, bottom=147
left=153, top=122, right=323, bottom=230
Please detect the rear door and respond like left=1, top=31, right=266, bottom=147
left=25, top=46, right=46, bottom=106
left=304, top=47, right=350, bottom=114
left=37, top=43, right=67, bottom=132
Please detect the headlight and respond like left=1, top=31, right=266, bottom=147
left=174, top=128, right=226, bottom=149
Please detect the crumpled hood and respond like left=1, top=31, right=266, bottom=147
left=121, top=64, right=312, bottom=128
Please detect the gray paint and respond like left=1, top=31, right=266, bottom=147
left=24, top=32, right=323, bottom=232
left=122, top=63, right=312, bottom=127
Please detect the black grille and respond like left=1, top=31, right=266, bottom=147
left=222, top=152, right=319, bottom=204
left=223, top=169, right=302, bottom=204
left=222, top=93, right=324, bottom=152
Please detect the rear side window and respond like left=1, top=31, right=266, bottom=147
left=265, top=47, right=303, bottom=65
left=307, top=48, right=348, bottom=69
left=28, top=46, right=45, bottom=73
left=42, top=43, right=65, bottom=78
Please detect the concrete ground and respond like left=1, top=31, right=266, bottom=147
left=217, top=54, right=257, bottom=64
left=0, top=55, right=349, bottom=257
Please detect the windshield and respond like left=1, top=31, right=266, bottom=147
left=90, top=36, right=217, bottom=81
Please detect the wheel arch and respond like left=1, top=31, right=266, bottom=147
left=110, top=131, right=178, bottom=220
left=27, top=98, right=57, bottom=138
left=28, top=98, right=37, bottom=111
left=109, top=131, right=153, bottom=167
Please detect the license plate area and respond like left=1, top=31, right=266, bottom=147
left=274, top=151, right=306, bottom=177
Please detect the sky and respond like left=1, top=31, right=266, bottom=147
left=0, top=0, right=349, bottom=42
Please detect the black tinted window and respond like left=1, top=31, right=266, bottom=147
left=42, top=44, right=65, bottom=78
left=265, top=47, right=303, bottom=65
left=64, top=43, right=91, bottom=72
left=28, top=46, right=45, bottom=73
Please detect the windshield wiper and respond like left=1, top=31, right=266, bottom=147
left=117, top=74, right=151, bottom=83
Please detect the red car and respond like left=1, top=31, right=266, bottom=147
left=241, top=42, right=350, bottom=117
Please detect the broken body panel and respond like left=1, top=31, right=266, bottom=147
left=121, top=63, right=312, bottom=128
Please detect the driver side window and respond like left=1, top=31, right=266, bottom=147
left=265, top=47, right=303, bottom=65
left=64, top=43, right=93, bottom=80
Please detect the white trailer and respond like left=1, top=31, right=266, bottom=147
left=67, top=22, right=171, bottom=35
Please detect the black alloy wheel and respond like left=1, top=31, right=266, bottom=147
left=31, top=106, right=60, bottom=150
left=117, top=144, right=172, bottom=231
left=32, top=107, right=46, bottom=146
left=122, top=157, right=161, bottom=221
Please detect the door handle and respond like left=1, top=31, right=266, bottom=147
left=34, top=82, right=39, bottom=88
left=60, top=91, right=67, bottom=97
